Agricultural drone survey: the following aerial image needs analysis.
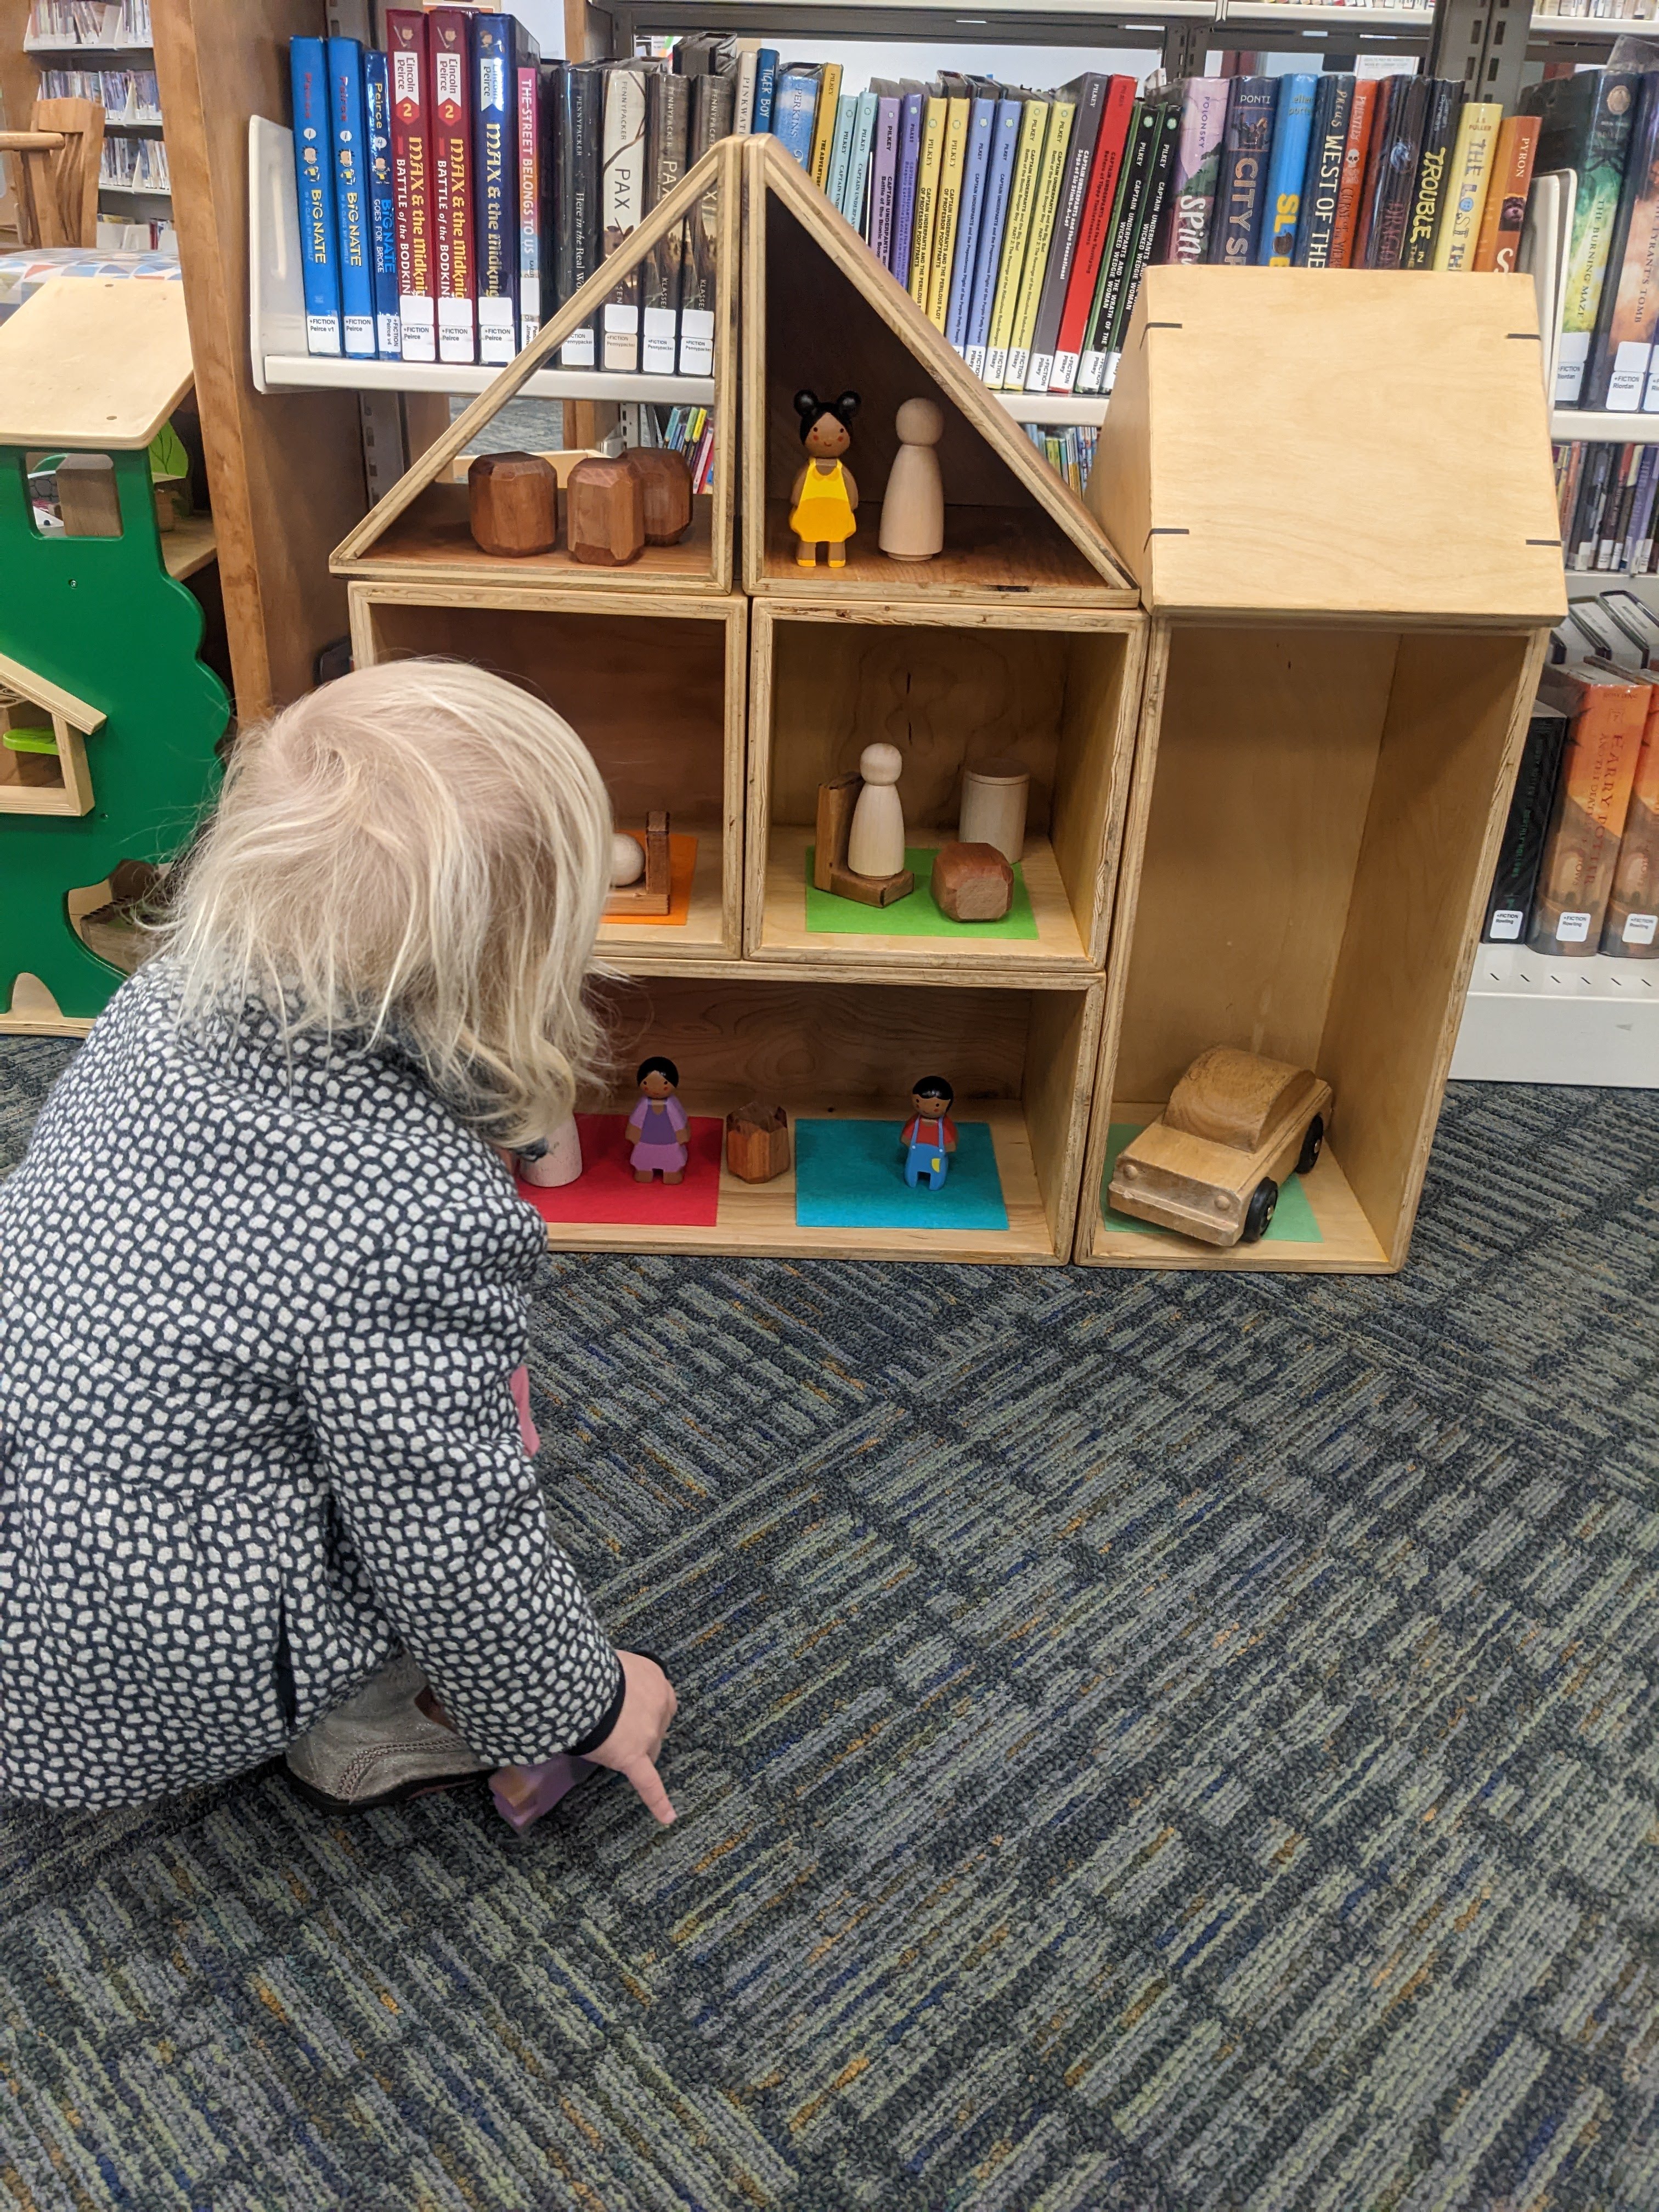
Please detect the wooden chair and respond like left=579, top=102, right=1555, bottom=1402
left=0, top=97, right=104, bottom=249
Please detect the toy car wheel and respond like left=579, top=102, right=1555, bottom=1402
left=1295, top=1115, right=1324, bottom=1178
left=1242, top=1178, right=1278, bottom=1242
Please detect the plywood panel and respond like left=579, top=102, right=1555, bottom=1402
left=1112, top=624, right=1400, bottom=1103
left=0, top=280, right=193, bottom=447
left=1052, top=623, right=1144, bottom=965
left=1025, top=984, right=1101, bottom=1254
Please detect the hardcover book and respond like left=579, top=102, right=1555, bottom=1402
left=327, top=37, right=375, bottom=358
left=1528, top=665, right=1648, bottom=955
left=1604, top=696, right=1659, bottom=955
left=945, top=95, right=996, bottom=352
left=771, top=66, right=820, bottom=169
left=1293, top=74, right=1352, bottom=269
left=1434, top=98, right=1503, bottom=272
left=964, top=95, right=1023, bottom=375
left=679, top=66, right=734, bottom=376
left=427, top=8, right=474, bottom=365
left=1329, top=76, right=1378, bottom=269
left=1259, top=72, right=1317, bottom=266
left=555, top=62, right=601, bottom=368
left=470, top=12, right=515, bottom=365
left=362, top=48, right=400, bottom=356
left=641, top=65, right=689, bottom=375
left=1482, top=708, right=1570, bottom=941
left=1399, top=78, right=1459, bottom=271
left=733, top=48, right=757, bottom=134
left=843, top=88, right=878, bottom=230
left=809, top=62, right=842, bottom=189
left=1026, top=72, right=1108, bottom=385
left=1365, top=74, right=1429, bottom=271
left=1006, top=92, right=1074, bottom=386
left=1210, top=75, right=1278, bottom=269
left=1078, top=98, right=1156, bottom=393
left=826, top=93, right=857, bottom=216
left=290, top=37, right=342, bottom=356
left=924, top=95, right=969, bottom=328
left=892, top=88, right=925, bottom=289
left=1523, top=70, right=1641, bottom=407
left=752, top=49, right=778, bottom=135
left=1051, top=75, right=1135, bottom=390
left=909, top=94, right=946, bottom=309
left=514, top=27, right=542, bottom=345
left=1471, top=112, right=1539, bottom=275
left=1103, top=94, right=1179, bottom=386
left=600, top=61, right=648, bottom=371
left=385, top=10, right=434, bottom=363
left=868, top=91, right=901, bottom=266
left=985, top=95, right=1049, bottom=384
left=1162, top=76, right=1229, bottom=267
left=1585, top=72, right=1659, bottom=412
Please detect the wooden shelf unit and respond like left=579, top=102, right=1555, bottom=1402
left=746, top=599, right=1144, bottom=982
left=348, top=583, right=747, bottom=971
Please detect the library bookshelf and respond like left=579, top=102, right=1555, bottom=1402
left=1075, top=267, right=1564, bottom=1272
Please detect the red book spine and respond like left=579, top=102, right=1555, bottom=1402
left=1051, top=75, right=1136, bottom=392
left=1328, top=76, right=1377, bottom=270
left=386, top=10, right=435, bottom=363
left=428, top=7, right=475, bottom=364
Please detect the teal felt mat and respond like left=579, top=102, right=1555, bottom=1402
left=1101, top=1122, right=1322, bottom=1242
left=794, top=1116, right=1009, bottom=1231
left=803, top=847, right=1039, bottom=939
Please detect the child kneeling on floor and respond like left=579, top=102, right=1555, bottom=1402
left=0, top=661, right=677, bottom=1822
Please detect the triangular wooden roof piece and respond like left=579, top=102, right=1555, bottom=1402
left=332, top=136, right=738, bottom=584
left=744, top=134, right=1136, bottom=601
left=0, top=642, right=105, bottom=732
left=0, top=278, right=191, bottom=449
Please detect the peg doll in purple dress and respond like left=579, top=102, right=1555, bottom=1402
left=625, top=1055, right=690, bottom=1184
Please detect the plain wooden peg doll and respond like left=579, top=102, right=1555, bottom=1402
left=789, top=390, right=860, bottom=568
left=878, top=398, right=945, bottom=561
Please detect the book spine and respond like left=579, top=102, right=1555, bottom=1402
left=1105, top=95, right=1179, bottom=386
left=843, top=89, right=878, bottom=231
left=986, top=97, right=1048, bottom=384
left=909, top=95, right=946, bottom=307
left=1368, top=76, right=1429, bottom=270
left=1603, top=707, right=1659, bottom=953
left=326, top=38, right=374, bottom=358
left=1210, top=77, right=1277, bottom=268
left=1552, top=71, right=1641, bottom=404
left=772, top=69, right=817, bottom=168
left=1026, top=74, right=1105, bottom=387
left=1433, top=98, right=1502, bottom=272
left=1328, top=76, right=1377, bottom=269
left=600, top=63, right=647, bottom=371
left=1052, top=75, right=1134, bottom=390
left=679, top=68, right=733, bottom=375
left=471, top=14, right=515, bottom=365
left=1584, top=74, right=1659, bottom=411
left=516, top=60, right=540, bottom=343
left=1293, top=75, right=1351, bottom=269
left=1626, top=444, right=1659, bottom=570
left=1483, top=709, right=1570, bottom=939
left=891, top=90, right=924, bottom=287
left=1398, top=78, right=1458, bottom=271
left=1352, top=74, right=1400, bottom=268
left=363, top=49, right=400, bottom=357
left=428, top=8, right=473, bottom=364
left=1079, top=100, right=1154, bottom=392
left=965, top=97, right=1022, bottom=373
left=557, top=66, right=599, bottom=368
left=1471, top=112, right=1539, bottom=274
left=869, top=95, right=900, bottom=264
left=945, top=97, right=995, bottom=351
left=1165, top=76, right=1229, bottom=268
left=1259, top=72, right=1317, bottom=266
left=1529, top=674, right=1647, bottom=953
left=753, top=49, right=777, bottom=134
left=826, top=94, right=856, bottom=216
left=385, top=11, right=434, bottom=363
left=1007, top=95, right=1073, bottom=386
left=734, top=49, right=757, bottom=136
left=640, top=67, right=688, bottom=374
left=926, top=96, right=969, bottom=329
left=290, top=37, right=342, bottom=356
left=809, top=61, right=842, bottom=190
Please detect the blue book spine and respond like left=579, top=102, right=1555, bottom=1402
left=891, top=91, right=924, bottom=285
left=1259, top=72, right=1317, bottom=266
left=965, top=98, right=1021, bottom=371
left=842, top=89, right=878, bottom=228
left=772, top=69, right=818, bottom=167
left=471, top=12, right=516, bottom=362
left=946, top=96, right=995, bottom=352
left=362, top=50, right=400, bottom=357
left=826, top=94, right=856, bottom=215
left=753, top=49, right=779, bottom=135
left=327, top=40, right=374, bottom=358
left=291, top=38, right=342, bottom=356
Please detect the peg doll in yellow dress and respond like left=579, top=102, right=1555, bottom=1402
left=789, top=390, right=860, bottom=567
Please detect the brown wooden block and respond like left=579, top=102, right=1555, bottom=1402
left=931, top=840, right=1014, bottom=922
left=623, top=447, right=693, bottom=544
left=725, top=1098, right=791, bottom=1183
left=467, top=450, right=559, bottom=556
left=56, top=453, right=122, bottom=538
left=812, top=771, right=913, bottom=905
left=567, top=455, right=646, bottom=567
left=602, top=810, right=672, bottom=916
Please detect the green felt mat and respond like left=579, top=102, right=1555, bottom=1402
left=1101, top=1122, right=1322, bottom=1243
left=803, top=847, right=1039, bottom=939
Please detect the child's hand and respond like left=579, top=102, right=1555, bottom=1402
left=588, top=1651, right=679, bottom=1824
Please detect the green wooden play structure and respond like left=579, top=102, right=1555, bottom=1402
left=0, top=276, right=228, bottom=1031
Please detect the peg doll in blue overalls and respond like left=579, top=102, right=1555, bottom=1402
left=901, top=1076, right=958, bottom=1189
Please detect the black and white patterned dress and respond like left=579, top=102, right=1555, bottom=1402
left=0, top=958, right=622, bottom=1807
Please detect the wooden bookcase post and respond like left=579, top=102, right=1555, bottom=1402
left=1075, top=266, right=1565, bottom=1272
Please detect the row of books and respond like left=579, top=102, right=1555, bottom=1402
left=23, top=0, right=148, bottom=46
left=1531, top=69, right=1659, bottom=412
left=101, top=135, right=167, bottom=191
left=1023, top=421, right=1098, bottom=498
left=1487, top=606, right=1659, bottom=958
left=655, top=404, right=716, bottom=495
left=37, top=66, right=161, bottom=121
left=1556, top=441, right=1659, bottom=572
left=759, top=65, right=1539, bottom=397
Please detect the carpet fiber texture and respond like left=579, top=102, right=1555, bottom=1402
left=2, top=1037, right=1657, bottom=2212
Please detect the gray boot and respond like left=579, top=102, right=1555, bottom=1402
left=284, top=1654, right=489, bottom=1813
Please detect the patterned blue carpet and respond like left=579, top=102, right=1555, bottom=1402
left=3, top=1036, right=1658, bottom=2211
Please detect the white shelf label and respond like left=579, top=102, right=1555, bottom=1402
left=678, top=307, right=713, bottom=377
left=1624, top=912, right=1658, bottom=945
left=478, top=297, right=515, bottom=364
left=641, top=306, right=678, bottom=375
left=1488, top=909, right=1524, bottom=941
left=399, top=295, right=436, bottom=364
left=1556, top=332, right=1592, bottom=408
left=560, top=326, right=595, bottom=369
left=1558, top=910, right=1592, bottom=943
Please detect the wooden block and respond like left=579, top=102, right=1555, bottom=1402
left=812, top=770, right=913, bottom=905
left=623, top=447, right=693, bottom=544
left=56, top=453, right=121, bottom=537
left=725, top=1098, right=791, bottom=1182
left=602, top=810, right=671, bottom=916
left=931, top=841, right=1013, bottom=922
left=467, top=450, right=559, bottom=556
left=566, top=455, right=646, bottom=566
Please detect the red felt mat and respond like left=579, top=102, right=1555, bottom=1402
left=516, top=1114, right=724, bottom=1227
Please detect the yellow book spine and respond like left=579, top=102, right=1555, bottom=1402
left=985, top=99, right=1048, bottom=385
left=1433, top=100, right=1502, bottom=272
left=1005, top=97, right=1073, bottom=388
left=927, top=98, right=970, bottom=330
left=809, top=63, right=843, bottom=193
left=910, top=97, right=947, bottom=307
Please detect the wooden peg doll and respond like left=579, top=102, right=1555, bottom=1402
left=625, top=1055, right=689, bottom=1184
left=788, top=389, right=860, bottom=569
left=878, top=398, right=945, bottom=561
left=900, top=1076, right=957, bottom=1190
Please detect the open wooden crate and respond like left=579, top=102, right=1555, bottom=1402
left=539, top=970, right=1102, bottom=1265
left=348, top=584, right=747, bottom=969
left=746, top=599, right=1144, bottom=981
left=1077, top=268, right=1564, bottom=1271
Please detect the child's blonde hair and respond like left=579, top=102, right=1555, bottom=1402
left=165, top=658, right=611, bottom=1146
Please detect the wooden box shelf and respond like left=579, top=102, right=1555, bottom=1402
left=348, top=584, right=746, bottom=970
left=544, top=970, right=1102, bottom=1265
left=746, top=600, right=1144, bottom=982
left=742, top=136, right=1135, bottom=610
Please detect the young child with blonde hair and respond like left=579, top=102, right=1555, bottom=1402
left=0, top=659, right=678, bottom=1822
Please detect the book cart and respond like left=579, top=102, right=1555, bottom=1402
left=336, top=134, right=1144, bottom=1265
left=1075, top=264, right=1566, bottom=1271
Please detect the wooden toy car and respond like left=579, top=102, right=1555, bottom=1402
left=1108, top=1048, right=1333, bottom=1247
